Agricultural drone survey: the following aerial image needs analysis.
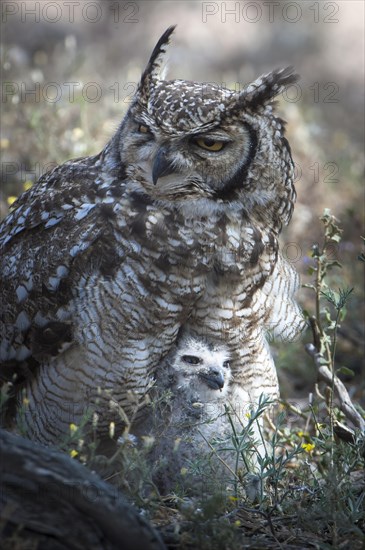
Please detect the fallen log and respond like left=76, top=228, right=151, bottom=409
left=0, top=429, right=165, bottom=550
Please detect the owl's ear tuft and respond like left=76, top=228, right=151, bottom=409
left=238, top=67, right=299, bottom=110
left=138, top=25, right=176, bottom=103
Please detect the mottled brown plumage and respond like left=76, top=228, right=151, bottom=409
left=0, top=27, right=303, bottom=447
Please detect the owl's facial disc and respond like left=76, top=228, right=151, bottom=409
left=124, top=79, right=258, bottom=199
left=129, top=119, right=253, bottom=200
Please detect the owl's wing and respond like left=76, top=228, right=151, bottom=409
left=0, top=149, right=128, bottom=382
left=261, top=253, right=307, bottom=341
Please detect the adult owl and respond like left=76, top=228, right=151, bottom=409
left=0, top=26, right=300, bottom=448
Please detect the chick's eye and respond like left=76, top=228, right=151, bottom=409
left=182, top=355, right=201, bottom=365
left=195, top=138, right=226, bottom=152
left=223, top=361, right=230, bottom=369
left=138, top=124, right=150, bottom=134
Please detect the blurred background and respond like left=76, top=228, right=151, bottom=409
left=1, top=1, right=364, bottom=403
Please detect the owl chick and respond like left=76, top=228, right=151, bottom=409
left=132, top=332, right=261, bottom=495
left=167, top=333, right=232, bottom=402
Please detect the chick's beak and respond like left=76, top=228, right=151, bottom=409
left=200, top=369, right=225, bottom=391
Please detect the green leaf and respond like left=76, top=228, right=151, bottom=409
left=339, top=308, right=347, bottom=322
left=336, top=367, right=355, bottom=377
left=338, top=287, right=354, bottom=308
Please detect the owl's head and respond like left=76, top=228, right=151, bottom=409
left=169, top=333, right=232, bottom=402
left=113, top=26, right=298, bottom=228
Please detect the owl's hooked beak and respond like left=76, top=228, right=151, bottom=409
left=199, top=369, right=225, bottom=391
left=152, top=148, right=175, bottom=185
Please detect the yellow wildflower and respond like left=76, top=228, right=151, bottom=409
left=23, top=181, right=33, bottom=191
left=70, top=449, right=78, bottom=458
left=69, top=423, right=78, bottom=435
left=301, top=442, right=315, bottom=453
left=7, top=196, right=18, bottom=206
left=298, top=430, right=311, bottom=438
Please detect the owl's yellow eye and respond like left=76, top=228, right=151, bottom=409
left=195, top=138, right=226, bottom=152
left=138, top=124, right=150, bottom=134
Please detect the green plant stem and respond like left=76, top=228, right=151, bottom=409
left=197, top=428, right=238, bottom=481
left=225, top=405, right=251, bottom=474
left=315, top=240, right=333, bottom=368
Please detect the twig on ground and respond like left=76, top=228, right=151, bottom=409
left=305, top=343, right=365, bottom=432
